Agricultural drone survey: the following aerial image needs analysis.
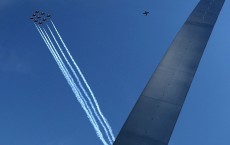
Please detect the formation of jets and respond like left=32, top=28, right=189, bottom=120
left=30, top=10, right=51, bottom=25
left=30, top=10, right=148, bottom=25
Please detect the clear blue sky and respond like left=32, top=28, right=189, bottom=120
left=0, top=0, right=230, bottom=145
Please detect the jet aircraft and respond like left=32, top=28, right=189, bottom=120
left=30, top=11, right=51, bottom=24
left=143, top=11, right=149, bottom=16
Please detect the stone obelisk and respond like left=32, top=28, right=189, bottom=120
left=113, top=0, right=225, bottom=145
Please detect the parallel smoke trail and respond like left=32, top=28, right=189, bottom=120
left=40, top=26, right=103, bottom=143
left=50, top=21, right=115, bottom=141
left=42, top=27, right=100, bottom=130
left=36, top=25, right=91, bottom=125
left=43, top=28, right=112, bottom=145
left=38, top=25, right=108, bottom=145
left=35, top=24, right=109, bottom=145
left=46, top=24, right=113, bottom=144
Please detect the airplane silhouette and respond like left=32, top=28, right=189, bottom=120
left=143, top=11, right=149, bottom=16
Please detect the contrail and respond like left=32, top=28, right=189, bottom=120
left=46, top=24, right=113, bottom=144
left=50, top=21, right=115, bottom=141
left=37, top=25, right=109, bottom=145
left=36, top=25, right=97, bottom=128
left=42, top=27, right=101, bottom=128
left=42, top=26, right=107, bottom=138
left=35, top=24, right=109, bottom=145
left=39, top=26, right=101, bottom=139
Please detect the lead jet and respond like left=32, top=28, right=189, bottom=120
left=143, top=11, right=149, bottom=16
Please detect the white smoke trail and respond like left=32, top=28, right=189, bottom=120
left=36, top=25, right=96, bottom=127
left=42, top=27, right=103, bottom=130
left=50, top=20, right=115, bottom=141
left=39, top=26, right=102, bottom=140
left=46, top=25, right=113, bottom=144
left=35, top=24, right=109, bottom=145
left=41, top=27, right=106, bottom=138
left=38, top=25, right=108, bottom=145
left=43, top=31, right=112, bottom=145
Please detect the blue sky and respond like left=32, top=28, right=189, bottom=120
left=0, top=0, right=230, bottom=145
